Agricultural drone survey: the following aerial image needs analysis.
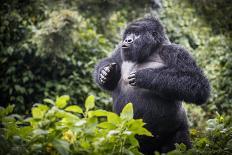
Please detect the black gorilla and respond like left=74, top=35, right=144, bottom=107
left=93, top=17, right=210, bottom=154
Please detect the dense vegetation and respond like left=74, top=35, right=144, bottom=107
left=0, top=0, right=231, bottom=154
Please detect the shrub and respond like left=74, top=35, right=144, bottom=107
left=0, top=95, right=152, bottom=155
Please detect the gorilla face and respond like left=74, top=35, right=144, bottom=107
left=121, top=17, right=168, bottom=62
left=121, top=31, right=155, bottom=62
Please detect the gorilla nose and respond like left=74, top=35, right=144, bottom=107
left=122, top=37, right=133, bottom=48
left=125, top=38, right=133, bottom=44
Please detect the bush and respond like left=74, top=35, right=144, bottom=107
left=0, top=5, right=113, bottom=113
left=0, top=95, right=152, bottom=155
left=1, top=95, right=231, bottom=155
left=155, top=113, right=232, bottom=155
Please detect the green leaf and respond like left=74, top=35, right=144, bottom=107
left=128, top=135, right=139, bottom=147
left=128, top=119, right=153, bottom=137
left=0, top=105, right=15, bottom=117
left=107, top=112, right=121, bottom=125
left=136, top=128, right=153, bottom=137
left=43, top=98, right=55, bottom=105
left=33, top=129, right=48, bottom=135
left=52, top=139, right=70, bottom=155
left=65, top=105, right=83, bottom=113
left=55, top=95, right=70, bottom=109
left=120, top=103, right=133, bottom=120
left=32, top=104, right=49, bottom=119
left=85, top=95, right=95, bottom=111
left=175, top=143, right=187, bottom=152
left=98, top=122, right=116, bottom=129
left=88, top=109, right=108, bottom=117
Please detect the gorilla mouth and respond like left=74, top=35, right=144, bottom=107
left=122, top=43, right=130, bottom=48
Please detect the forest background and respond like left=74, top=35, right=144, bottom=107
left=0, top=0, right=231, bottom=154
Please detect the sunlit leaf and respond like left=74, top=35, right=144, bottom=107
left=120, top=103, right=133, bottom=120
left=98, top=122, right=116, bottom=129
left=85, top=95, right=95, bottom=111
left=55, top=95, right=70, bottom=109
left=107, top=112, right=121, bottom=125
left=32, top=104, right=49, bottom=119
left=43, top=98, right=55, bottom=105
left=65, top=105, right=83, bottom=114
left=88, top=109, right=108, bottom=117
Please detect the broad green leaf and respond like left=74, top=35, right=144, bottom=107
left=175, top=143, right=187, bottom=152
left=98, top=122, right=116, bottom=129
left=79, top=139, right=90, bottom=149
left=135, top=128, right=153, bottom=137
left=0, top=105, right=15, bottom=117
left=120, top=103, right=134, bottom=120
left=128, top=135, right=139, bottom=147
left=55, top=95, right=70, bottom=109
left=88, top=109, right=108, bottom=117
left=107, top=112, right=121, bottom=125
left=75, top=120, right=86, bottom=126
left=33, top=129, right=48, bottom=135
left=52, top=139, right=70, bottom=155
left=107, top=130, right=120, bottom=137
left=32, top=104, right=49, bottom=119
left=65, top=105, right=83, bottom=113
left=43, top=98, right=55, bottom=105
left=85, top=95, right=95, bottom=111
left=128, top=119, right=153, bottom=137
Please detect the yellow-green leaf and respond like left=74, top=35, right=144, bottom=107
left=65, top=105, right=83, bottom=113
left=120, top=103, right=133, bottom=120
left=85, top=95, right=95, bottom=111
left=88, top=109, right=108, bottom=117
left=98, top=122, right=116, bottom=129
left=43, top=98, right=55, bottom=105
left=55, top=95, right=70, bottom=109
left=32, top=104, right=49, bottom=119
left=107, top=112, right=121, bottom=125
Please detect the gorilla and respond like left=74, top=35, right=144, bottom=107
left=93, top=17, right=210, bottom=154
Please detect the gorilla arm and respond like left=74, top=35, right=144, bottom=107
left=93, top=48, right=122, bottom=91
left=133, top=44, right=210, bottom=105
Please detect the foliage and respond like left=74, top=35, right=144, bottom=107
left=0, top=1, right=114, bottom=112
left=153, top=113, right=232, bottom=155
left=0, top=95, right=152, bottom=155
left=156, top=0, right=232, bottom=115
left=1, top=96, right=231, bottom=155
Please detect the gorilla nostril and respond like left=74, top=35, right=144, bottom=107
left=126, top=39, right=133, bottom=43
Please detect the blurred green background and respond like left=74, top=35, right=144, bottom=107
left=0, top=0, right=231, bottom=125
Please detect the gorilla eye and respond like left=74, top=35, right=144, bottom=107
left=134, top=32, right=140, bottom=36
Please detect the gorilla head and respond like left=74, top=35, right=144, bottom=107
left=121, top=17, right=169, bottom=62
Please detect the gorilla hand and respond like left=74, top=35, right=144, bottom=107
left=128, top=71, right=136, bottom=86
left=99, top=63, right=117, bottom=84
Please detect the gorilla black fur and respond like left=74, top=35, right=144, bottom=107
left=93, top=17, right=210, bottom=154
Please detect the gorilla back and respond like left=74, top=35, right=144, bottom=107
left=93, top=17, right=210, bottom=154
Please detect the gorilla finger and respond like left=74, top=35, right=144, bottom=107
left=129, top=78, right=136, bottom=84
left=104, top=66, right=111, bottom=72
left=130, top=71, right=136, bottom=74
left=101, top=69, right=108, bottom=76
left=130, top=82, right=136, bottom=86
left=128, top=73, right=136, bottom=79
left=100, top=74, right=107, bottom=81
left=100, top=78, right=105, bottom=84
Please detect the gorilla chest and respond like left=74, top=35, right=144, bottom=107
left=120, top=60, right=164, bottom=86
